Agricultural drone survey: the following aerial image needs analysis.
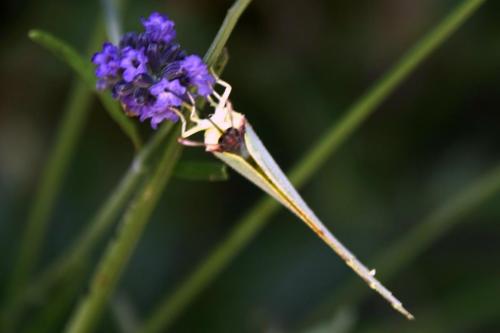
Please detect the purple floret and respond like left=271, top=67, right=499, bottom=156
left=120, top=47, right=149, bottom=82
left=144, top=108, right=179, bottom=129
left=150, top=78, right=186, bottom=108
left=142, top=12, right=176, bottom=44
left=180, top=55, right=215, bottom=96
left=143, top=78, right=186, bottom=128
left=92, top=42, right=120, bottom=90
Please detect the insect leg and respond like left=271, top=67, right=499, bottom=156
left=177, top=137, right=220, bottom=151
left=207, top=96, right=219, bottom=108
left=216, top=79, right=232, bottom=109
left=182, top=119, right=213, bottom=138
left=208, top=70, right=232, bottom=111
left=186, top=93, right=201, bottom=123
left=170, top=108, right=188, bottom=137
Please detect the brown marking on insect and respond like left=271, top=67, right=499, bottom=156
left=215, top=126, right=246, bottom=154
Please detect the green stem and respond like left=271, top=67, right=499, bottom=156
left=22, top=263, right=88, bottom=333
left=6, top=24, right=105, bottom=303
left=40, top=123, right=173, bottom=292
left=64, top=129, right=183, bottom=333
left=140, top=0, right=486, bottom=331
left=310, top=163, right=500, bottom=324
left=204, top=0, right=252, bottom=66
left=0, top=123, right=173, bottom=329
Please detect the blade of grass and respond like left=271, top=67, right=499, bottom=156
left=28, top=29, right=142, bottom=150
left=0, top=123, right=173, bottom=330
left=9, top=0, right=131, bottom=304
left=204, top=0, right=251, bottom=66
left=22, top=263, right=88, bottom=333
left=4, top=24, right=106, bottom=311
left=306, top=162, right=500, bottom=326
left=64, top=127, right=183, bottom=333
left=140, top=0, right=486, bottom=331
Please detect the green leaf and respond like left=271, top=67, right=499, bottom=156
left=28, top=30, right=94, bottom=84
left=212, top=48, right=229, bottom=76
left=174, top=160, right=229, bottom=182
left=28, top=29, right=142, bottom=150
left=65, top=128, right=183, bottom=333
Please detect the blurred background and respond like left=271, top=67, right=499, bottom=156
left=1, top=0, right=500, bottom=332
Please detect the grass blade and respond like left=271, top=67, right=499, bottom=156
left=204, top=0, right=251, bottom=66
left=28, top=29, right=142, bottom=150
left=64, top=129, right=182, bottom=333
left=1, top=123, right=173, bottom=331
left=3, top=25, right=107, bottom=322
left=5, top=82, right=93, bottom=308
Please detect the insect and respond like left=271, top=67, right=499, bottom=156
left=175, top=77, right=414, bottom=320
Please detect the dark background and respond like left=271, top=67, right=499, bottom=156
left=1, top=0, right=500, bottom=332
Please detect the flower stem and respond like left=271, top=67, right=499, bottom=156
left=6, top=23, right=105, bottom=305
left=64, top=128, right=183, bottom=333
left=204, top=0, right=252, bottom=66
left=140, top=0, right=486, bottom=331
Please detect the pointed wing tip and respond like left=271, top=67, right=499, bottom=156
left=394, top=303, right=415, bottom=320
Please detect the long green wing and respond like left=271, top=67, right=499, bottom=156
left=237, top=123, right=413, bottom=319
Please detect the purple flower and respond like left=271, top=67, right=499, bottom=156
left=142, top=12, right=176, bottom=44
left=120, top=47, right=148, bottom=82
left=180, top=55, right=215, bottom=96
left=91, top=11, right=216, bottom=129
left=120, top=95, right=144, bottom=117
left=119, top=32, right=149, bottom=49
left=92, top=43, right=120, bottom=90
left=150, top=78, right=186, bottom=107
left=143, top=107, right=179, bottom=129
left=142, top=78, right=185, bottom=128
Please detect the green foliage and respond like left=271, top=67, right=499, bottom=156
left=2, top=0, right=499, bottom=332
left=29, top=29, right=142, bottom=149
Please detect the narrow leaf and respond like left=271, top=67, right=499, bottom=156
left=28, top=29, right=142, bottom=149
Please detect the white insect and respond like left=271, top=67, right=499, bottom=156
left=175, top=77, right=414, bottom=320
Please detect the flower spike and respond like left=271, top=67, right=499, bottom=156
left=91, top=12, right=215, bottom=129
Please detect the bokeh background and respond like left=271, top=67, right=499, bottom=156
left=1, top=0, right=500, bottom=332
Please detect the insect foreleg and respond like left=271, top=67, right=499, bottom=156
left=170, top=108, right=188, bottom=137
left=186, top=93, right=201, bottom=123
